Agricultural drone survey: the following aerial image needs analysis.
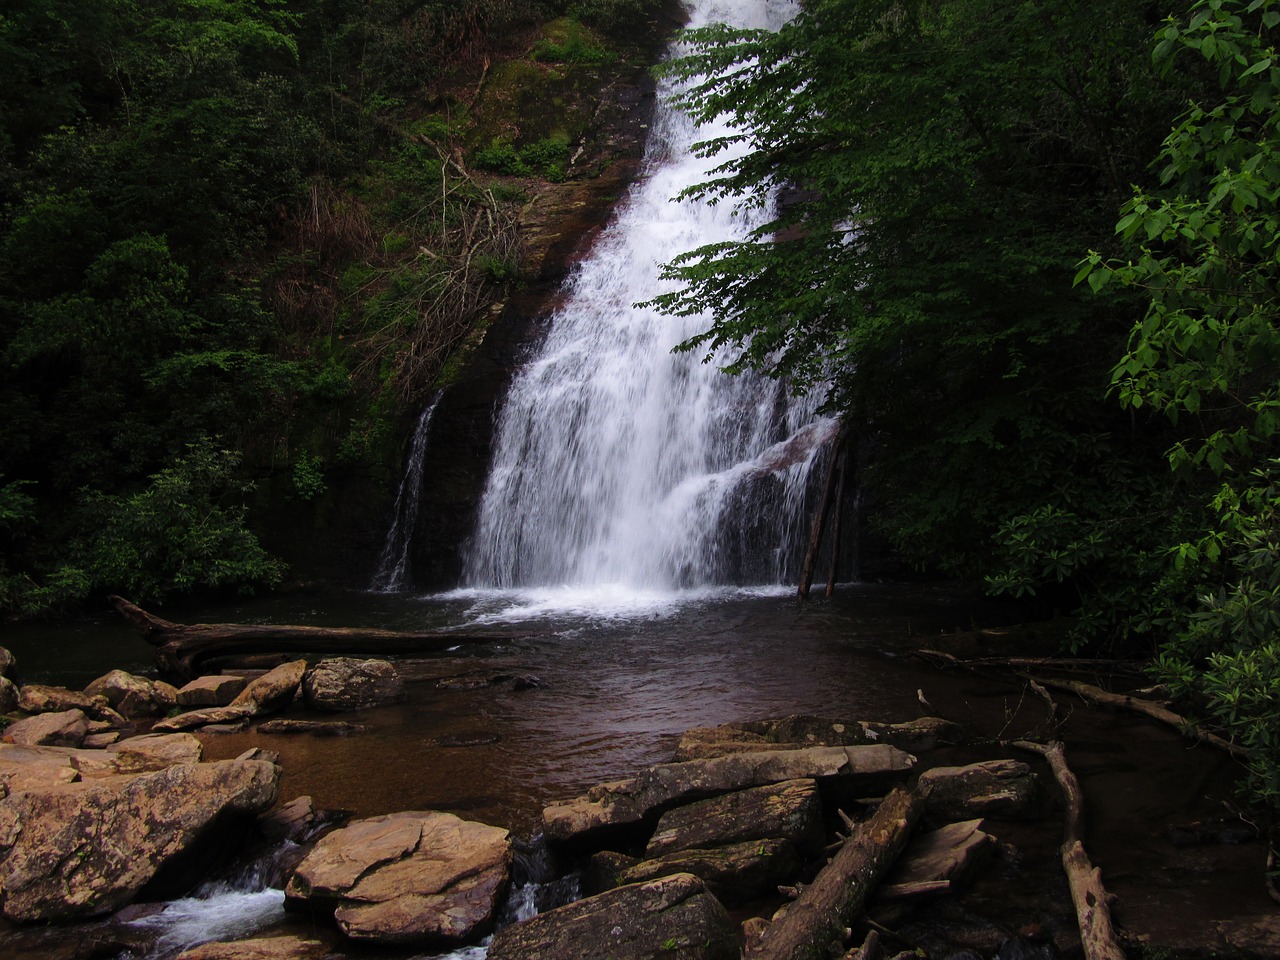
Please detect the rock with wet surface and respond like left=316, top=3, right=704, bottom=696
left=2, top=709, right=88, bottom=747
left=83, top=670, right=166, bottom=719
left=302, top=658, right=405, bottom=712
left=486, top=872, right=738, bottom=960
left=258, top=719, right=365, bottom=736
left=609, top=838, right=801, bottom=906
left=543, top=744, right=914, bottom=846
left=151, top=704, right=254, bottom=732
left=645, top=778, right=824, bottom=857
left=176, top=674, right=247, bottom=708
left=917, top=760, right=1040, bottom=820
left=175, top=935, right=334, bottom=960
left=229, top=660, right=306, bottom=715
left=285, top=810, right=511, bottom=946
left=0, top=758, right=279, bottom=921
left=674, top=715, right=963, bottom=761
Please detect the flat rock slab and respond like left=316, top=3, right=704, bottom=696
left=3, top=709, right=88, bottom=747
left=176, top=675, right=247, bottom=708
left=675, top=715, right=963, bottom=761
left=487, top=872, right=738, bottom=960
left=646, top=778, right=824, bottom=857
left=917, top=760, right=1040, bottom=820
left=544, top=744, right=914, bottom=846
left=303, top=658, right=405, bottom=712
left=18, top=684, right=121, bottom=723
left=878, top=818, right=996, bottom=901
left=151, top=705, right=254, bottom=733
left=0, top=758, right=279, bottom=921
left=0, top=734, right=204, bottom=797
left=176, top=936, right=333, bottom=960
left=286, top=810, right=511, bottom=946
left=615, top=839, right=800, bottom=906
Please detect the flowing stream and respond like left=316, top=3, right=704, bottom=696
left=463, top=0, right=824, bottom=597
left=370, top=392, right=443, bottom=593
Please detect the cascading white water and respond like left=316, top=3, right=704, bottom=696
left=370, top=392, right=442, bottom=593
left=464, top=0, right=832, bottom=593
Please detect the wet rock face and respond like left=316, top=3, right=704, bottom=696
left=285, top=810, right=511, bottom=946
left=486, top=872, right=738, bottom=960
left=0, top=758, right=279, bottom=922
left=302, top=658, right=405, bottom=712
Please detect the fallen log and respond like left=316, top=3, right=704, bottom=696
left=746, top=786, right=924, bottom=960
left=108, top=596, right=548, bottom=682
left=1012, top=740, right=1123, bottom=960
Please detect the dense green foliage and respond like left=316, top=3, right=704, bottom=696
left=0, top=0, right=658, bottom=613
left=655, top=0, right=1280, bottom=806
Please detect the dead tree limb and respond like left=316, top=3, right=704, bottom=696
left=108, top=595, right=547, bottom=682
left=1028, top=675, right=1248, bottom=762
left=1012, top=740, right=1124, bottom=960
left=914, top=649, right=1143, bottom=676
left=747, top=786, right=924, bottom=960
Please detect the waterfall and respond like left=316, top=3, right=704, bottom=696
left=370, top=393, right=442, bottom=593
left=464, top=0, right=831, bottom=593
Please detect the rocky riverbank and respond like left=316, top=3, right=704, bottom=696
left=2, top=637, right=1278, bottom=960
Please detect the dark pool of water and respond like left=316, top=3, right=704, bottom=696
left=3, top=581, right=1276, bottom=957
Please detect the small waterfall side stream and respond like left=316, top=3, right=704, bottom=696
left=370, top=392, right=443, bottom=593
left=463, top=0, right=824, bottom=594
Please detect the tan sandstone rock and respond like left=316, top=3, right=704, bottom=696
left=286, top=810, right=511, bottom=946
left=230, top=660, right=306, bottom=715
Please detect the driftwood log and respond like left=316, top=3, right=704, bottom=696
left=1013, top=740, right=1124, bottom=960
left=747, top=786, right=924, bottom=960
left=917, top=649, right=1245, bottom=761
left=108, top=596, right=547, bottom=682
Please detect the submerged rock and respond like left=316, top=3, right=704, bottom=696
left=285, top=810, right=511, bottom=946
left=257, top=719, right=365, bottom=736
left=674, top=715, right=964, bottom=761
left=0, top=758, right=279, bottom=921
left=487, top=872, right=738, bottom=960
left=302, top=658, right=405, bottom=712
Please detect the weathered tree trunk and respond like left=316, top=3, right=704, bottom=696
left=108, top=596, right=546, bottom=682
left=747, top=786, right=924, bottom=960
left=1012, top=740, right=1124, bottom=960
left=825, top=444, right=849, bottom=598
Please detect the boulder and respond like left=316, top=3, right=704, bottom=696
left=0, top=758, right=279, bottom=921
left=302, top=658, right=405, bottom=712
left=486, top=873, right=738, bottom=960
left=176, top=675, right=247, bottom=708
left=84, top=670, right=165, bottom=719
left=257, top=719, right=365, bottom=737
left=612, top=839, right=800, bottom=906
left=230, top=660, right=306, bottom=715
left=152, top=680, right=179, bottom=711
left=18, top=684, right=121, bottom=723
left=151, top=705, right=254, bottom=733
left=543, top=744, right=914, bottom=846
left=3, top=709, right=88, bottom=747
left=285, top=810, right=511, bottom=946
left=176, top=937, right=333, bottom=960
left=0, top=677, right=18, bottom=714
left=0, top=646, right=15, bottom=680
left=916, top=760, right=1040, bottom=820
left=645, top=778, right=824, bottom=857
left=877, top=818, right=996, bottom=902
left=674, top=715, right=963, bottom=761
